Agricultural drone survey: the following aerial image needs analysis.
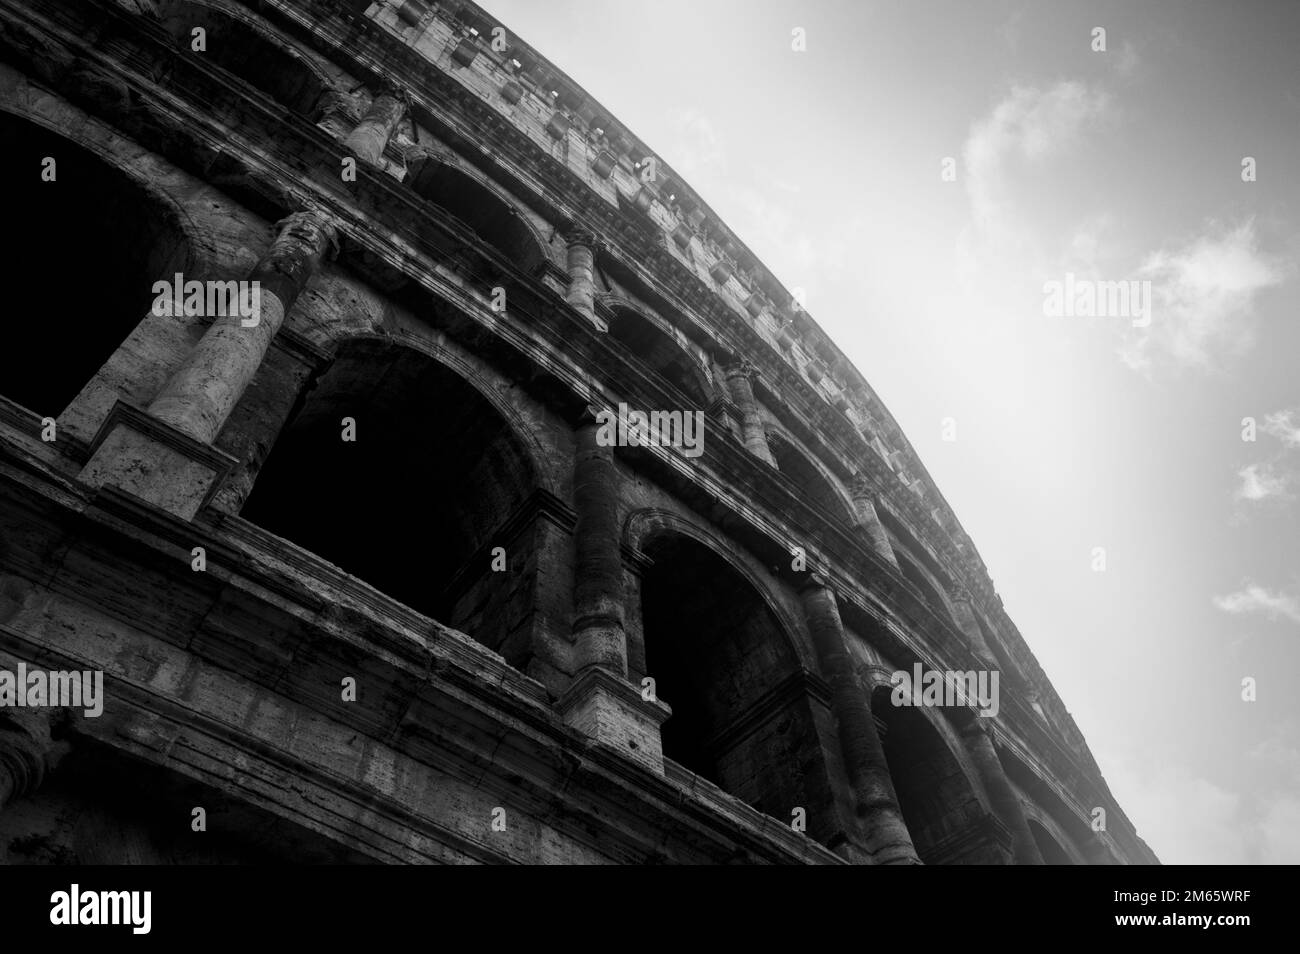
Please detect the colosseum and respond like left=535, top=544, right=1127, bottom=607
left=0, top=0, right=1157, bottom=864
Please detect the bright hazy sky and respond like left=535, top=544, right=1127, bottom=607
left=477, top=0, right=1300, bottom=864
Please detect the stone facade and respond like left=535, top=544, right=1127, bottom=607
left=0, top=0, right=1157, bottom=864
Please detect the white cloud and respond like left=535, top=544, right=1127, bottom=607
left=1120, top=220, right=1287, bottom=372
left=1234, top=462, right=1291, bottom=502
left=1105, top=757, right=1300, bottom=864
left=962, top=81, right=1111, bottom=239
left=1263, top=408, right=1300, bottom=448
left=1213, top=584, right=1300, bottom=625
left=1259, top=796, right=1300, bottom=864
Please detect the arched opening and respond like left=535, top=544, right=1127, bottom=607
left=639, top=533, right=841, bottom=840
left=605, top=307, right=709, bottom=406
left=767, top=434, right=852, bottom=524
left=872, top=685, right=995, bottom=864
left=405, top=160, right=547, bottom=279
left=976, top=614, right=1026, bottom=685
left=159, top=1, right=327, bottom=116
left=0, top=112, right=191, bottom=418
left=877, top=506, right=948, bottom=578
left=1029, top=819, right=1076, bottom=865
left=896, top=553, right=955, bottom=623
left=240, top=340, right=539, bottom=667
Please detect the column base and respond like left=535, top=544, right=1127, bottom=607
left=557, top=667, right=672, bottom=773
left=79, top=400, right=237, bottom=521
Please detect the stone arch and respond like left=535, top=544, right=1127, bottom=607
left=975, top=613, right=1028, bottom=685
left=157, top=0, right=334, bottom=117
left=868, top=681, right=1000, bottom=864
left=238, top=336, right=551, bottom=669
left=0, top=106, right=199, bottom=420
left=1018, top=792, right=1093, bottom=863
left=623, top=509, right=850, bottom=844
left=765, top=429, right=855, bottom=524
left=894, top=550, right=957, bottom=624
left=878, top=504, right=953, bottom=582
left=1003, top=754, right=1113, bottom=865
left=1027, top=817, right=1082, bottom=865
left=623, top=508, right=811, bottom=665
left=404, top=155, right=550, bottom=278
left=600, top=297, right=711, bottom=406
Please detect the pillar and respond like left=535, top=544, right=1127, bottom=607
left=341, top=86, right=408, bottom=167
left=800, top=574, right=919, bottom=864
left=961, top=719, right=1044, bottom=865
left=570, top=410, right=626, bottom=677
left=724, top=360, right=776, bottom=465
left=313, top=88, right=361, bottom=139
left=563, top=229, right=601, bottom=329
left=80, top=210, right=337, bottom=520
left=149, top=210, right=337, bottom=444
left=557, top=409, right=670, bottom=770
left=849, top=474, right=899, bottom=568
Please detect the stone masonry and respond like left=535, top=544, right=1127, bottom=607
left=0, top=0, right=1157, bottom=864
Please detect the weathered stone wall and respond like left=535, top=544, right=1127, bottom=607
left=0, top=0, right=1157, bottom=864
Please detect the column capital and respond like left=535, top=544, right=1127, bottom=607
left=314, top=87, right=361, bottom=125
left=723, top=358, right=761, bottom=382
left=370, top=81, right=411, bottom=106
left=563, top=226, right=600, bottom=251
left=273, top=208, right=340, bottom=262
left=951, top=583, right=980, bottom=607
left=796, top=569, right=833, bottom=594
left=0, top=708, right=65, bottom=810
left=849, top=471, right=881, bottom=501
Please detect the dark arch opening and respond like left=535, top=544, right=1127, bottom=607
left=896, top=553, right=955, bottom=624
left=639, top=533, right=840, bottom=838
left=976, top=613, right=1026, bottom=685
left=872, top=686, right=997, bottom=864
left=0, top=112, right=190, bottom=418
left=240, top=340, right=539, bottom=667
left=606, top=307, right=708, bottom=406
left=405, top=160, right=547, bottom=279
left=159, top=1, right=327, bottom=116
left=878, top=506, right=951, bottom=587
left=767, top=434, right=852, bottom=524
left=1029, top=819, right=1076, bottom=865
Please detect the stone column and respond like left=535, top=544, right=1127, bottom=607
left=724, top=360, right=776, bottom=465
left=800, top=574, right=919, bottom=864
left=849, top=475, right=899, bottom=568
left=341, top=86, right=408, bottom=167
left=569, top=409, right=627, bottom=677
left=960, top=719, right=1044, bottom=865
left=563, top=229, right=601, bottom=328
left=149, top=210, right=337, bottom=445
left=313, top=88, right=361, bottom=139
left=80, top=210, right=337, bottom=520
left=558, top=409, right=670, bottom=770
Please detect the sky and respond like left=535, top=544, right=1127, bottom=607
left=476, top=0, right=1300, bottom=864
